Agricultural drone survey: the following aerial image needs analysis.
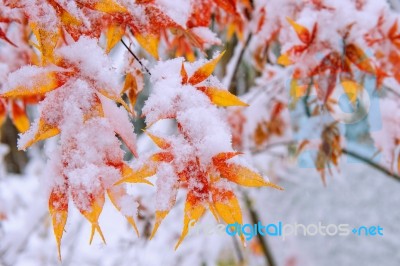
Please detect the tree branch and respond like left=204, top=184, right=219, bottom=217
left=242, top=191, right=276, bottom=266
left=228, top=33, right=253, bottom=95
left=249, top=141, right=400, bottom=182
left=341, top=148, right=400, bottom=182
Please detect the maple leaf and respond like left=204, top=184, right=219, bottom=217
left=278, top=17, right=318, bottom=65
left=115, top=132, right=282, bottom=248
left=180, top=53, right=248, bottom=107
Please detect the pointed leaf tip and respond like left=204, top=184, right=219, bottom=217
left=188, top=51, right=226, bottom=85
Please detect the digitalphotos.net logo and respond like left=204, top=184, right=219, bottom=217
left=188, top=220, right=384, bottom=241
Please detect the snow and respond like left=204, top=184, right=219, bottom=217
left=2, top=0, right=400, bottom=265
left=155, top=0, right=191, bottom=28
left=56, top=37, right=121, bottom=96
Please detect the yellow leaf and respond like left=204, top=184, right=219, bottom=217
left=93, top=0, right=128, bottom=13
left=145, top=131, right=171, bottom=149
left=114, top=164, right=155, bottom=185
left=10, top=102, right=29, bottom=133
left=149, top=210, right=169, bottom=239
left=29, top=22, right=59, bottom=64
left=188, top=51, right=225, bottom=85
left=212, top=190, right=242, bottom=225
left=105, top=24, right=125, bottom=53
left=49, top=188, right=68, bottom=261
left=341, top=79, right=360, bottom=103
left=75, top=192, right=106, bottom=244
left=19, top=118, right=60, bottom=150
left=345, top=44, right=375, bottom=74
left=277, top=53, right=293, bottom=66
left=286, top=17, right=310, bottom=44
left=59, top=9, right=81, bottom=27
left=217, top=163, right=283, bottom=190
left=211, top=189, right=245, bottom=244
left=107, top=186, right=139, bottom=236
left=196, top=87, right=248, bottom=107
left=135, top=33, right=159, bottom=60
left=2, top=71, right=64, bottom=98
left=122, top=73, right=142, bottom=112
left=290, top=79, right=308, bottom=103
left=175, top=194, right=206, bottom=249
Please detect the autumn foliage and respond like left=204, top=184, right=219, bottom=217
left=1, top=0, right=400, bottom=262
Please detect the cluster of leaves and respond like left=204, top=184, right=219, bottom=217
left=228, top=0, right=400, bottom=183
left=2, top=0, right=400, bottom=261
left=0, top=0, right=282, bottom=260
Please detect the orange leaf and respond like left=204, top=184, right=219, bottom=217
left=214, top=0, right=237, bottom=14
left=49, top=187, right=68, bottom=260
left=213, top=152, right=242, bottom=164
left=73, top=191, right=106, bottom=244
left=181, top=62, right=188, bottom=84
left=188, top=51, right=225, bottom=85
left=345, top=44, right=375, bottom=74
left=10, top=102, right=29, bottom=133
left=216, top=163, right=283, bottom=189
left=114, top=164, right=155, bottom=185
left=175, top=193, right=206, bottom=249
left=150, top=152, right=174, bottom=163
left=196, top=87, right=248, bottom=107
left=286, top=17, right=311, bottom=44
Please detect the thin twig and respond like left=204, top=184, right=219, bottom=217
left=120, top=39, right=151, bottom=76
left=242, top=191, right=276, bottom=266
left=249, top=140, right=400, bottom=182
left=342, top=148, right=400, bottom=182
left=228, top=33, right=253, bottom=94
left=250, top=141, right=297, bottom=156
